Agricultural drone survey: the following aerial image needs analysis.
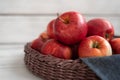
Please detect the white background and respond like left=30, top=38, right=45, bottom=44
left=0, top=0, right=120, bottom=80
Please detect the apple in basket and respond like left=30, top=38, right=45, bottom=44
left=78, top=36, right=112, bottom=58
left=41, top=39, right=72, bottom=59
left=31, top=32, right=49, bottom=52
left=87, top=18, right=114, bottom=41
left=31, top=37, right=44, bottom=52
left=110, top=38, right=120, bottom=54
left=54, top=11, right=87, bottom=45
left=47, top=19, right=56, bottom=39
left=39, top=31, right=49, bottom=42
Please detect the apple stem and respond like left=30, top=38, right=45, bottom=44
left=57, top=13, right=70, bottom=24
left=105, top=33, right=110, bottom=41
left=57, top=13, right=59, bottom=17
left=57, top=13, right=65, bottom=22
left=93, top=41, right=99, bottom=48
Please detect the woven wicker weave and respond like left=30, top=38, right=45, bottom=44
left=24, top=43, right=100, bottom=80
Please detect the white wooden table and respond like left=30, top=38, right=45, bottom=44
left=0, top=0, right=120, bottom=80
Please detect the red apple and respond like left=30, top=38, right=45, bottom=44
left=110, top=38, right=120, bottom=54
left=78, top=36, right=112, bottom=58
left=31, top=31, right=49, bottom=52
left=87, top=18, right=114, bottom=41
left=54, top=11, right=87, bottom=45
left=47, top=19, right=56, bottom=39
left=39, top=31, right=49, bottom=42
left=41, top=39, right=72, bottom=59
left=31, top=37, right=44, bottom=52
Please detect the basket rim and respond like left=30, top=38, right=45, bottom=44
left=25, top=42, right=80, bottom=61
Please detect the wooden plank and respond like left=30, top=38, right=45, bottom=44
left=0, top=0, right=120, bottom=14
left=0, top=16, right=56, bottom=43
left=0, top=45, right=24, bottom=69
left=0, top=68, right=41, bottom=80
left=0, top=16, right=120, bottom=43
left=0, top=45, right=42, bottom=80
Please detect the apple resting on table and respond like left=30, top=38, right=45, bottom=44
left=78, top=36, right=112, bottom=58
left=87, top=18, right=114, bottom=41
left=54, top=11, right=87, bottom=45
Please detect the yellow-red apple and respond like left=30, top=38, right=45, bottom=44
left=78, top=36, right=112, bottom=58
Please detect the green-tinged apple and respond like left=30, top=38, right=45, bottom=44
left=41, top=39, right=72, bottom=59
left=47, top=19, right=56, bottom=39
left=78, top=36, right=112, bottom=58
left=87, top=18, right=114, bottom=41
left=110, top=38, right=120, bottom=54
left=54, top=11, right=87, bottom=45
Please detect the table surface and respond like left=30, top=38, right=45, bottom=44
left=0, top=0, right=120, bottom=80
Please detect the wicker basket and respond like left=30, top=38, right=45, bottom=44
left=24, top=43, right=100, bottom=80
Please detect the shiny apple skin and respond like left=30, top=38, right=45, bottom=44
left=54, top=11, right=87, bottom=45
left=31, top=38, right=44, bottom=52
left=87, top=18, right=114, bottom=41
left=47, top=19, right=56, bottom=39
left=41, top=39, right=72, bottom=59
left=78, top=36, right=112, bottom=58
left=110, top=38, right=120, bottom=54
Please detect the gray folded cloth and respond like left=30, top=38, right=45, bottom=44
left=81, top=54, right=120, bottom=80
